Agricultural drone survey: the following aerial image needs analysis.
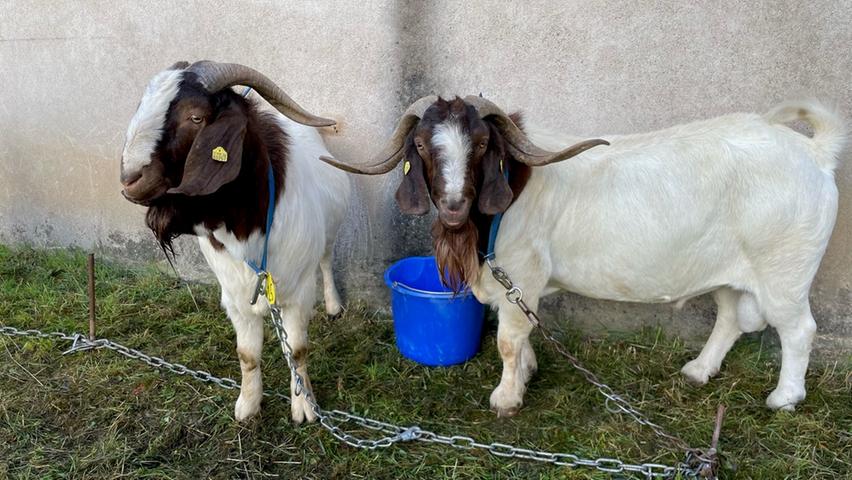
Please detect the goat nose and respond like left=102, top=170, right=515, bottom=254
left=121, top=171, right=142, bottom=187
left=443, top=199, right=464, bottom=213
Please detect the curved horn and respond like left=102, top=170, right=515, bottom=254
left=168, top=60, right=190, bottom=70
left=187, top=60, right=335, bottom=127
left=320, top=95, right=438, bottom=175
left=464, top=95, right=609, bottom=166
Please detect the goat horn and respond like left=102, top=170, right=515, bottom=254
left=187, top=60, right=335, bottom=127
left=463, top=95, right=609, bottom=166
left=320, top=95, right=438, bottom=175
left=168, top=60, right=190, bottom=70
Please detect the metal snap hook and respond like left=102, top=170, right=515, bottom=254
left=505, top=286, right=523, bottom=304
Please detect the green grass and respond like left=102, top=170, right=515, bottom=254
left=0, top=245, right=849, bottom=479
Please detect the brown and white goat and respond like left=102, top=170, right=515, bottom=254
left=121, top=61, right=350, bottom=423
left=322, top=95, right=845, bottom=414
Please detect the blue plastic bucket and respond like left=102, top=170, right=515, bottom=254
left=384, top=256, right=486, bottom=366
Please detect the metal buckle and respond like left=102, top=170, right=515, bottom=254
left=250, top=271, right=267, bottom=305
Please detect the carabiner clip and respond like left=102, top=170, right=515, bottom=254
left=250, top=271, right=267, bottom=305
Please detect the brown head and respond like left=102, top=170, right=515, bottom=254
left=120, top=61, right=335, bottom=254
left=120, top=60, right=334, bottom=205
left=321, top=95, right=608, bottom=290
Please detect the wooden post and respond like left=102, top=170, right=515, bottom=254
left=87, top=253, right=96, bottom=341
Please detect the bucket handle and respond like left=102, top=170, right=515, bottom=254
left=392, top=281, right=471, bottom=297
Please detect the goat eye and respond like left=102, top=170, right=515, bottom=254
left=416, top=143, right=424, bottom=150
left=478, top=141, right=487, bottom=150
left=190, top=115, right=203, bottom=124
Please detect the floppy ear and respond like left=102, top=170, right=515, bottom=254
left=394, top=134, right=431, bottom=215
left=168, top=103, right=247, bottom=196
left=478, top=124, right=513, bottom=215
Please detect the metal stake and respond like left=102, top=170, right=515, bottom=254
left=87, top=253, right=96, bottom=341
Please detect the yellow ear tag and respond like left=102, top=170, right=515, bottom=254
left=403, top=160, right=411, bottom=175
left=211, top=146, right=228, bottom=162
left=265, top=274, right=276, bottom=304
left=499, top=158, right=504, bottom=172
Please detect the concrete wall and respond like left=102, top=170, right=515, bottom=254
left=1, top=1, right=849, bottom=359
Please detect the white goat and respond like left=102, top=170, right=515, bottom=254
left=322, top=96, right=845, bottom=414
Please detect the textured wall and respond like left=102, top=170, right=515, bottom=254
left=1, top=1, right=849, bottom=358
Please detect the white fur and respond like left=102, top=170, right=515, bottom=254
left=196, top=105, right=350, bottom=423
left=433, top=121, right=471, bottom=200
left=122, top=69, right=184, bottom=175
left=471, top=100, right=846, bottom=414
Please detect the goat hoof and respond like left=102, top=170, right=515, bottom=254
left=234, top=393, right=261, bottom=422
left=680, top=360, right=714, bottom=386
left=291, top=395, right=317, bottom=424
left=325, top=299, right=343, bottom=318
left=492, top=405, right=521, bottom=418
left=766, top=386, right=805, bottom=411
left=490, top=386, right=523, bottom=418
left=325, top=302, right=344, bottom=317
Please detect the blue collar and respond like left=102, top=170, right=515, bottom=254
left=484, top=164, right=511, bottom=259
left=238, top=86, right=278, bottom=305
left=239, top=84, right=273, bottom=274
left=247, top=164, right=276, bottom=275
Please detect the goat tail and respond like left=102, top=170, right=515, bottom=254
left=765, top=99, right=847, bottom=171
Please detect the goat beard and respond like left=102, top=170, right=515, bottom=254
left=145, top=200, right=184, bottom=262
left=432, top=219, right=480, bottom=293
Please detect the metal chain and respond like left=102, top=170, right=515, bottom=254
left=2, top=319, right=708, bottom=479
left=483, top=256, right=718, bottom=478
left=266, top=306, right=422, bottom=450
left=0, top=326, right=244, bottom=391
left=264, top=306, right=708, bottom=478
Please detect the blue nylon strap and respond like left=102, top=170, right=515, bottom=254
left=485, top=213, right=503, bottom=258
left=248, top=164, right=276, bottom=274
left=484, top=165, right=511, bottom=258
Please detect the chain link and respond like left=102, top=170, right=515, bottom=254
left=2, top=314, right=712, bottom=479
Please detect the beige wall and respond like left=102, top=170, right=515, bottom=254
left=1, top=1, right=849, bottom=358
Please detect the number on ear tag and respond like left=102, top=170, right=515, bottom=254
left=211, top=146, right=228, bottom=162
left=403, top=160, right=411, bottom=175
left=265, top=274, right=276, bottom=304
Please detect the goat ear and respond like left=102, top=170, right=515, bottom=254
left=478, top=125, right=513, bottom=215
left=394, top=136, right=431, bottom=215
left=168, top=103, right=247, bottom=196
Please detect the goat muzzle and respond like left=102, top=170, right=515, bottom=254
left=120, top=171, right=142, bottom=188
left=120, top=163, right=169, bottom=205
